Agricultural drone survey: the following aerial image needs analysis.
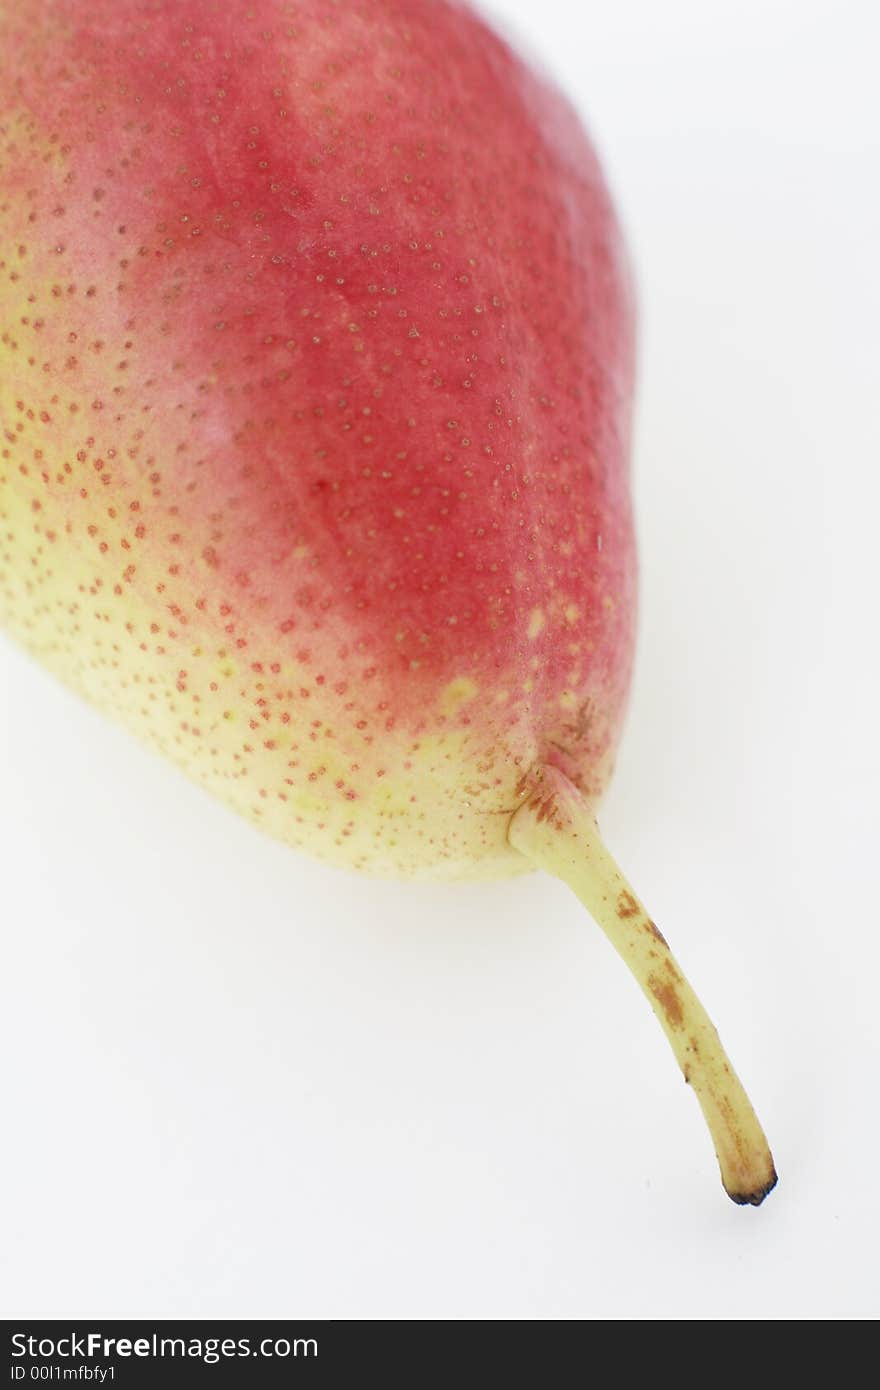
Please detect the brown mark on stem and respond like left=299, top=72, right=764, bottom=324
left=645, top=918, right=668, bottom=947
left=662, top=956, right=684, bottom=985
left=530, top=790, right=564, bottom=831
left=616, top=889, right=639, bottom=918
left=646, top=973, right=685, bottom=1030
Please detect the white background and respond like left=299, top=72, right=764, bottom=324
left=1, top=0, right=878, bottom=1320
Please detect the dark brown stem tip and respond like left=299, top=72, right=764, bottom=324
left=725, top=1168, right=779, bottom=1207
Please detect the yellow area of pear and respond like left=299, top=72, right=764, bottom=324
left=0, top=467, right=534, bottom=878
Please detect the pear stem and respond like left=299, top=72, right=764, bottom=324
left=508, top=764, right=777, bottom=1205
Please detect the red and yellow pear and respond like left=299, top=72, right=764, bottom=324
left=0, top=0, right=776, bottom=1203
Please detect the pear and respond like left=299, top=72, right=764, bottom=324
left=0, top=0, right=775, bottom=1203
